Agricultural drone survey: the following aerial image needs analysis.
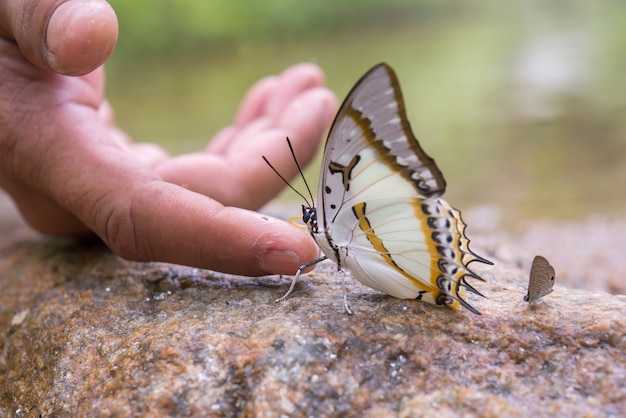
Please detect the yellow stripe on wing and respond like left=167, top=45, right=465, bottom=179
left=351, top=201, right=437, bottom=294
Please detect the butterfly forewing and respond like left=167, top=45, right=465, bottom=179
left=319, top=64, right=446, bottom=227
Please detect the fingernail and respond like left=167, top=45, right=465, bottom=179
left=260, top=250, right=301, bottom=275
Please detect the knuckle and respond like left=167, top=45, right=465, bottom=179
left=94, top=191, right=149, bottom=262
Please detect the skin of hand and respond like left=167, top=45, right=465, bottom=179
left=0, top=0, right=338, bottom=276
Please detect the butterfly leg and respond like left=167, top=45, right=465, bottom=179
left=337, top=268, right=353, bottom=315
left=275, top=256, right=328, bottom=303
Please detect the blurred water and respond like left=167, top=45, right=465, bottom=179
left=106, top=2, right=626, bottom=231
left=511, top=31, right=591, bottom=120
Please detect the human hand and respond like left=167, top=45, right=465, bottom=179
left=0, top=0, right=338, bottom=276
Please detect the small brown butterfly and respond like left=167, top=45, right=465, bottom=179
left=524, top=255, right=556, bottom=303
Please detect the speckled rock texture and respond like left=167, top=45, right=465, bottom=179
left=1, top=209, right=625, bottom=417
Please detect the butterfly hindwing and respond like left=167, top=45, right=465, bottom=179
left=325, top=195, right=483, bottom=312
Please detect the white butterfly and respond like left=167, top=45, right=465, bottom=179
left=266, top=63, right=491, bottom=314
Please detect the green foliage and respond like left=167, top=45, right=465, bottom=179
left=107, top=0, right=474, bottom=58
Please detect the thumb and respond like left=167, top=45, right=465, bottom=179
left=0, top=0, right=118, bottom=75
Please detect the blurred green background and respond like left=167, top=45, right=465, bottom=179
left=105, top=0, right=626, bottom=230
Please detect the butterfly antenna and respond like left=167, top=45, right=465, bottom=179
left=262, top=141, right=312, bottom=206
left=285, top=137, right=315, bottom=206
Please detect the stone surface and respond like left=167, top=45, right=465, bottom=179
left=1, top=208, right=625, bottom=417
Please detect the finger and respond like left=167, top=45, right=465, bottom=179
left=97, top=182, right=319, bottom=276
left=96, top=96, right=170, bottom=167
left=220, top=87, right=336, bottom=187
left=7, top=99, right=316, bottom=275
left=233, top=63, right=326, bottom=127
left=128, top=142, right=171, bottom=168
left=205, top=125, right=237, bottom=155
left=263, top=63, right=327, bottom=119
left=208, top=63, right=328, bottom=154
left=156, top=87, right=337, bottom=208
left=232, top=75, right=279, bottom=128
left=0, top=176, right=90, bottom=235
left=6, top=127, right=318, bottom=276
left=207, top=79, right=277, bottom=155
left=9, top=161, right=318, bottom=275
left=0, top=0, right=118, bottom=75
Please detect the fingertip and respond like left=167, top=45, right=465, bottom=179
left=321, top=89, right=340, bottom=127
left=233, top=75, right=279, bottom=127
left=281, top=62, right=326, bottom=85
left=258, top=223, right=319, bottom=275
left=259, top=249, right=304, bottom=276
left=91, top=179, right=317, bottom=276
left=279, top=87, right=338, bottom=133
left=46, top=0, right=118, bottom=75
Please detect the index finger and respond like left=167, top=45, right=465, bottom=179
left=18, top=104, right=318, bottom=275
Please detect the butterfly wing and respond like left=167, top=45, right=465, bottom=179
left=525, top=255, right=556, bottom=302
left=327, top=196, right=484, bottom=313
left=318, top=63, right=446, bottom=228
left=312, top=63, right=490, bottom=314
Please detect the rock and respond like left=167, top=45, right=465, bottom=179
left=1, top=223, right=625, bottom=417
left=0, top=191, right=27, bottom=237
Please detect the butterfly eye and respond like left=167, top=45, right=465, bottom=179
left=302, top=206, right=315, bottom=224
left=301, top=207, right=310, bottom=223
